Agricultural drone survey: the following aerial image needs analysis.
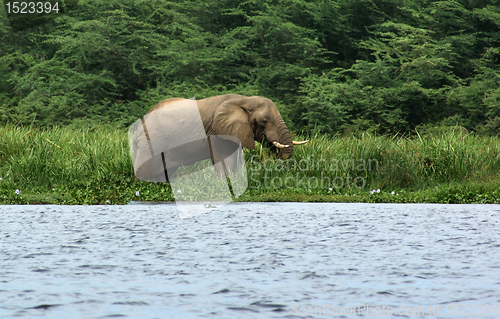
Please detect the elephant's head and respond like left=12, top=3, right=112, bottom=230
left=211, top=96, right=307, bottom=159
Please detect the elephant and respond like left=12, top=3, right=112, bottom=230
left=129, top=94, right=307, bottom=182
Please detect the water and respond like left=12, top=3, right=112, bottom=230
left=1, top=203, right=499, bottom=318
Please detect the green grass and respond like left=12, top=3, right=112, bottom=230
left=1, top=124, right=499, bottom=204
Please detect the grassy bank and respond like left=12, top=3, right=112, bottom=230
left=1, top=125, right=499, bottom=204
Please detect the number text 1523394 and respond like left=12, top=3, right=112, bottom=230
left=5, top=2, right=60, bottom=14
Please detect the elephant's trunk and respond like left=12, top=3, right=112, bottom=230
left=272, top=118, right=293, bottom=159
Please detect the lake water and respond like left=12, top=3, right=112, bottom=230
left=1, top=203, right=499, bottom=318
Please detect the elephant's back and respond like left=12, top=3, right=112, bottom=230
left=148, top=94, right=245, bottom=114
left=147, top=98, right=186, bottom=114
left=197, top=94, right=245, bottom=106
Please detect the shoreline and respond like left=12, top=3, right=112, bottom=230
left=2, top=180, right=499, bottom=205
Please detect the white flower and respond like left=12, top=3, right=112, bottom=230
left=135, top=191, right=140, bottom=196
left=177, top=189, right=181, bottom=193
left=377, top=189, right=380, bottom=193
left=15, top=189, right=20, bottom=195
left=391, top=191, right=395, bottom=195
left=106, top=200, right=110, bottom=203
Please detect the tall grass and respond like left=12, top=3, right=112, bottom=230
left=0, top=124, right=133, bottom=189
left=1, top=124, right=499, bottom=203
left=245, top=129, right=500, bottom=194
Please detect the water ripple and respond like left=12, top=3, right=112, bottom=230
left=0, top=203, right=499, bottom=318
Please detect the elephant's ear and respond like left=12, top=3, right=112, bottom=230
left=212, top=100, right=255, bottom=149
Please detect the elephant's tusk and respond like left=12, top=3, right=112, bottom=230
left=293, top=140, right=309, bottom=145
left=272, top=141, right=289, bottom=148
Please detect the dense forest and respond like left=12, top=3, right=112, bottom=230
left=1, top=0, right=499, bottom=135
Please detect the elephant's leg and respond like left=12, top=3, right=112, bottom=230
left=209, top=138, right=241, bottom=176
left=135, top=154, right=168, bottom=182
